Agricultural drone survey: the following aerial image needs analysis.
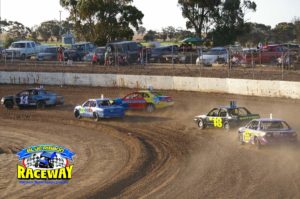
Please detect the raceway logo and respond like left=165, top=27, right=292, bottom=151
left=16, top=144, right=75, bottom=183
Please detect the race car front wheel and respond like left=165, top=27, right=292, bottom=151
left=198, top=119, right=205, bottom=129
left=254, top=137, right=261, bottom=149
left=4, top=100, right=14, bottom=109
left=74, top=110, right=81, bottom=119
left=224, top=122, right=230, bottom=131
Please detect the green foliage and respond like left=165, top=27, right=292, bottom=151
left=3, top=35, right=16, bottom=48
left=60, top=0, right=144, bottom=46
left=272, top=22, right=296, bottom=43
left=143, top=30, right=158, bottom=41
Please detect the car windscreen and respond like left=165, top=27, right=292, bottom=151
left=205, top=49, right=227, bottom=55
left=260, top=121, right=290, bottom=130
left=45, top=48, right=57, bottom=53
left=11, top=43, right=26, bottom=48
left=228, top=108, right=250, bottom=116
left=97, top=100, right=111, bottom=107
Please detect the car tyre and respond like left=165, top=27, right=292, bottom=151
left=254, top=137, right=261, bottom=149
left=224, top=122, right=230, bottom=131
left=4, top=100, right=14, bottom=109
left=146, top=104, right=155, bottom=113
left=93, top=112, right=100, bottom=122
left=238, top=134, right=245, bottom=145
left=74, top=110, right=81, bottom=119
left=197, top=119, right=205, bottom=130
left=21, top=54, right=26, bottom=60
left=36, top=101, right=45, bottom=109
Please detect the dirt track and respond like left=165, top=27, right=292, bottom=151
left=1, top=85, right=300, bottom=199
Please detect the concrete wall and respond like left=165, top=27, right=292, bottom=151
left=0, top=71, right=300, bottom=99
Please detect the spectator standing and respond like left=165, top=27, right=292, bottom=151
left=57, top=45, right=64, bottom=62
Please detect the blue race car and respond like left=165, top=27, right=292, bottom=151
left=238, top=118, right=298, bottom=148
left=74, top=98, right=125, bottom=121
left=1, top=87, right=64, bottom=109
left=35, top=152, right=57, bottom=168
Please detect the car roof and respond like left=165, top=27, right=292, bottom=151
left=93, top=98, right=111, bottom=101
left=211, top=47, right=226, bottom=50
left=13, top=40, right=34, bottom=43
left=253, top=118, right=284, bottom=122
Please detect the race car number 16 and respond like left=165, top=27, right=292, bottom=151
left=209, top=117, right=223, bottom=128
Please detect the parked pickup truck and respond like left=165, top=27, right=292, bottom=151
left=2, top=40, right=48, bottom=59
left=1, top=87, right=64, bottom=109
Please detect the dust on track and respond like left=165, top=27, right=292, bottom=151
left=0, top=85, right=300, bottom=199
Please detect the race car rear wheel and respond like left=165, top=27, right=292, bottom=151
left=93, top=112, right=100, bottom=122
left=254, top=137, right=261, bottom=149
left=146, top=104, right=155, bottom=113
left=198, top=119, right=205, bottom=129
left=74, top=110, right=81, bottom=119
left=36, top=101, right=45, bottom=109
left=4, top=100, right=14, bottom=109
left=224, top=122, right=230, bottom=131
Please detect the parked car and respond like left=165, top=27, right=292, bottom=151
left=150, top=45, right=178, bottom=63
left=3, top=40, right=48, bottom=60
left=106, top=41, right=143, bottom=64
left=194, top=101, right=260, bottom=130
left=37, top=46, right=63, bottom=61
left=196, top=47, right=228, bottom=66
left=83, top=47, right=105, bottom=64
left=64, top=42, right=96, bottom=61
left=74, top=98, right=125, bottom=121
left=1, top=87, right=64, bottom=109
left=238, top=118, right=297, bottom=148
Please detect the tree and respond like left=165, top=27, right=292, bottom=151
left=6, top=21, right=31, bottom=40
left=161, top=26, right=176, bottom=41
left=178, top=0, right=221, bottom=37
left=210, top=0, right=256, bottom=46
left=237, top=23, right=271, bottom=46
left=143, top=30, right=157, bottom=41
left=137, top=26, right=146, bottom=35
left=295, top=19, right=300, bottom=44
left=272, top=22, right=295, bottom=43
left=60, top=0, right=144, bottom=45
left=36, top=20, right=61, bottom=41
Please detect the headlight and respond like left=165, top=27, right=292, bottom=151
left=0, top=98, right=4, bottom=104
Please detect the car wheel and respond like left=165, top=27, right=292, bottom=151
left=21, top=54, right=26, bottom=60
left=4, top=100, right=14, bottom=109
left=74, top=110, right=81, bottom=119
left=254, top=137, right=261, bottom=149
left=93, top=112, right=100, bottom=122
left=197, top=119, right=205, bottom=130
left=224, top=122, right=230, bottom=131
left=146, top=104, right=155, bottom=113
left=238, top=134, right=244, bottom=145
left=36, top=101, right=45, bottom=109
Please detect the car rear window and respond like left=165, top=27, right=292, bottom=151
left=260, top=121, right=290, bottom=130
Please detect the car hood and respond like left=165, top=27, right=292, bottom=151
left=38, top=53, right=55, bottom=56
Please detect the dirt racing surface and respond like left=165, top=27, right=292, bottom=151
left=0, top=85, right=300, bottom=199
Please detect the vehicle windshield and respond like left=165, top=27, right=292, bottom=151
left=11, top=43, right=26, bottom=48
left=97, top=100, right=111, bottom=107
left=205, top=49, right=227, bottom=55
left=150, top=91, right=162, bottom=97
left=45, top=48, right=57, bottom=53
left=260, top=121, right=290, bottom=130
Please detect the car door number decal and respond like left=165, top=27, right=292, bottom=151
left=209, top=117, right=223, bottom=128
left=20, top=96, right=29, bottom=105
left=243, top=130, right=252, bottom=142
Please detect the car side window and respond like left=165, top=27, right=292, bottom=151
left=125, top=93, right=137, bottom=100
left=219, top=109, right=227, bottom=117
left=141, top=93, right=150, bottom=98
left=90, top=101, right=96, bottom=107
left=18, top=91, right=29, bottom=96
left=249, top=121, right=259, bottom=130
left=208, top=108, right=219, bottom=117
left=83, top=101, right=90, bottom=107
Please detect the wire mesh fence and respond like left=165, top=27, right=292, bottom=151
left=0, top=45, right=299, bottom=81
